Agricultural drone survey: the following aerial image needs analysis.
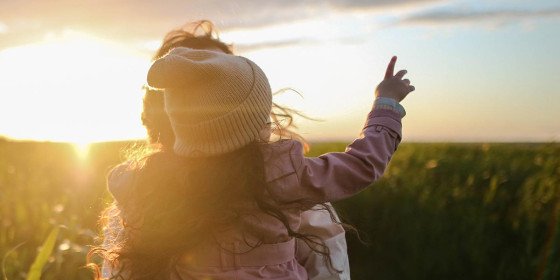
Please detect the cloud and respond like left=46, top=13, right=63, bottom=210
left=233, top=39, right=318, bottom=53
left=401, top=5, right=560, bottom=27
left=5, top=0, right=554, bottom=51
left=325, top=0, right=441, bottom=10
left=0, top=0, right=443, bottom=49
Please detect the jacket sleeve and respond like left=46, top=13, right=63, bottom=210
left=272, top=108, right=402, bottom=203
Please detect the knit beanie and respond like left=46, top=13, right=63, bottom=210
left=147, top=47, right=272, bottom=157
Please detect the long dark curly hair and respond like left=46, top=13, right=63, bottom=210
left=87, top=20, right=348, bottom=280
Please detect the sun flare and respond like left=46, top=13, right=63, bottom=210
left=0, top=30, right=149, bottom=144
left=73, top=141, right=91, bottom=159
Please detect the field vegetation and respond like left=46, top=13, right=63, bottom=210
left=0, top=139, right=558, bottom=279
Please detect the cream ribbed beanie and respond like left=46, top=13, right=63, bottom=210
left=147, top=47, right=272, bottom=157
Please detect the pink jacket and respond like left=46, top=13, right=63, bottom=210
left=105, top=108, right=402, bottom=279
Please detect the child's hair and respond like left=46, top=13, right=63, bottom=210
left=87, top=20, right=347, bottom=279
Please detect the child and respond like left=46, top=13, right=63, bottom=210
left=91, top=28, right=413, bottom=280
left=138, top=21, right=350, bottom=279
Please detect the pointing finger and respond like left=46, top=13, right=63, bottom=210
left=385, top=56, right=397, bottom=80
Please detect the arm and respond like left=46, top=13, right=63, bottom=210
left=270, top=56, right=414, bottom=203
left=294, top=108, right=402, bottom=202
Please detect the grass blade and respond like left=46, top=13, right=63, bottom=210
left=26, top=227, right=59, bottom=280
left=2, top=242, right=25, bottom=280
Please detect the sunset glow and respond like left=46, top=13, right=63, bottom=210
left=1, top=2, right=558, bottom=279
left=0, top=0, right=558, bottom=144
left=72, top=141, right=91, bottom=159
left=0, top=30, right=149, bottom=144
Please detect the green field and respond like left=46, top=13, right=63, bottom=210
left=0, top=139, right=558, bottom=279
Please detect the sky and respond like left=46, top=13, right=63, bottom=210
left=0, top=0, right=559, bottom=144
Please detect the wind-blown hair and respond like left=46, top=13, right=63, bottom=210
left=87, top=20, right=346, bottom=280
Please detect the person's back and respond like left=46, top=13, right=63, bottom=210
left=89, top=44, right=414, bottom=279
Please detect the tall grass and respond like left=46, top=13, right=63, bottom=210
left=0, top=139, right=558, bottom=279
left=25, top=227, right=59, bottom=280
left=318, top=143, right=560, bottom=279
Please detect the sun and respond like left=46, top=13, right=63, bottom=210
left=73, top=141, right=91, bottom=160
left=0, top=30, right=150, bottom=145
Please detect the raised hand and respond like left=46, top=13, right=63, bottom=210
left=375, top=56, right=415, bottom=102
